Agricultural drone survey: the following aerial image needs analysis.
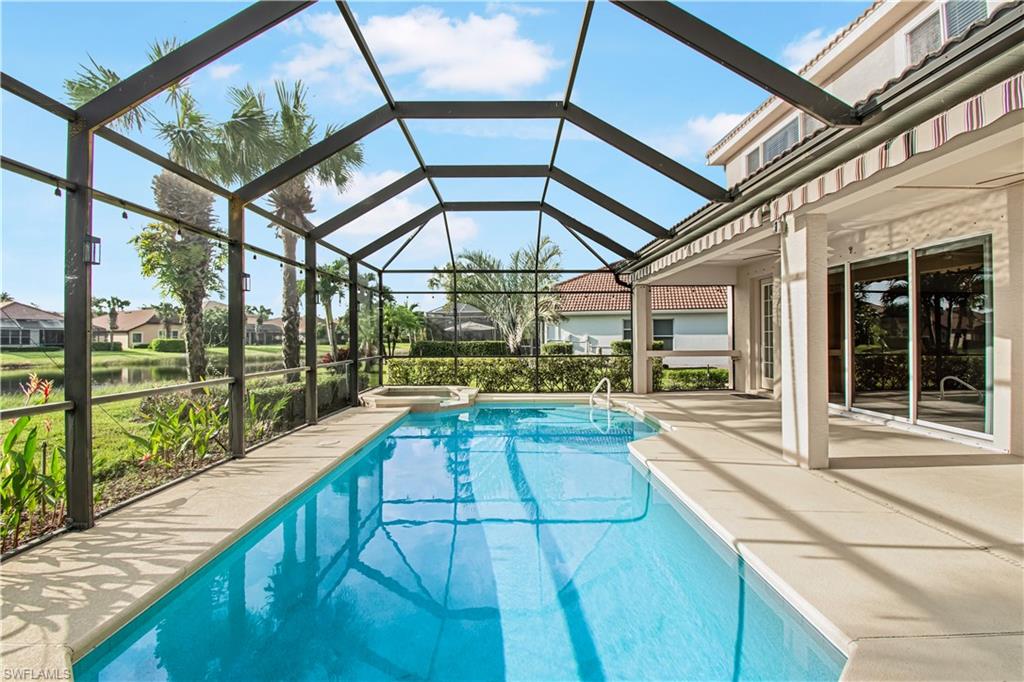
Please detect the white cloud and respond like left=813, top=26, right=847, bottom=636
left=272, top=12, right=376, bottom=95
left=657, top=112, right=747, bottom=160
left=309, top=170, right=478, bottom=262
left=781, top=27, right=840, bottom=72
left=208, top=63, right=241, bottom=80
left=278, top=7, right=558, bottom=96
left=484, top=2, right=550, bottom=17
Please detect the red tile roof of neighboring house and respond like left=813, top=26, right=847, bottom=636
left=554, top=272, right=727, bottom=313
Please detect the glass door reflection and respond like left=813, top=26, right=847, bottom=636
left=851, top=254, right=910, bottom=417
left=916, top=238, right=992, bottom=434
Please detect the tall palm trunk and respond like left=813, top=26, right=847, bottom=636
left=269, top=178, right=313, bottom=378
left=152, top=170, right=215, bottom=381
left=322, top=298, right=338, bottom=359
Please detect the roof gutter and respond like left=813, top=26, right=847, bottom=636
left=623, top=2, right=1024, bottom=276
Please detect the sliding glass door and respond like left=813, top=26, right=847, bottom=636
left=828, top=236, right=993, bottom=437
left=827, top=267, right=846, bottom=406
left=851, top=254, right=910, bottom=417
left=915, top=237, right=992, bottom=434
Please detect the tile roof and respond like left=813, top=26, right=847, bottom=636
left=91, top=308, right=161, bottom=331
left=0, top=300, right=63, bottom=321
left=554, top=272, right=726, bottom=313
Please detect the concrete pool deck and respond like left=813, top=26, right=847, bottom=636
left=2, top=395, right=1021, bottom=680
left=618, top=393, right=1023, bottom=681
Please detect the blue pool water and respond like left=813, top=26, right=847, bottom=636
left=75, top=404, right=845, bottom=681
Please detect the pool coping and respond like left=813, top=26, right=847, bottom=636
left=610, top=395, right=1024, bottom=682
left=4, top=396, right=1019, bottom=681
left=1, top=407, right=411, bottom=680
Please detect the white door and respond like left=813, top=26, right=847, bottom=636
left=760, top=279, right=775, bottom=390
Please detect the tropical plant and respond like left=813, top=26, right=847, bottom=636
left=299, top=258, right=347, bottom=360
left=247, top=305, right=274, bottom=344
left=131, top=393, right=229, bottom=468
left=256, top=82, right=364, bottom=372
left=65, top=41, right=272, bottom=382
left=383, top=302, right=424, bottom=357
left=153, top=301, right=181, bottom=338
left=94, top=296, right=131, bottom=332
left=202, top=305, right=229, bottom=348
left=428, top=236, right=563, bottom=353
left=0, top=292, right=12, bottom=302
left=245, top=391, right=291, bottom=444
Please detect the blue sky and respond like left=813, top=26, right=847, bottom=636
left=1, top=0, right=870, bottom=314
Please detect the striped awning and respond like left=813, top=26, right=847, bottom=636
left=634, top=72, right=1023, bottom=282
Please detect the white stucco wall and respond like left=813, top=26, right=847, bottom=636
left=547, top=311, right=730, bottom=368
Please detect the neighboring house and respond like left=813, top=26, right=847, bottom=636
left=0, top=300, right=65, bottom=347
left=424, top=302, right=499, bottom=341
left=203, top=300, right=284, bottom=345
left=631, top=0, right=1022, bottom=456
left=546, top=272, right=729, bottom=368
left=92, top=308, right=183, bottom=348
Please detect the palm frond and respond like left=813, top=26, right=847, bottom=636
left=63, top=56, right=148, bottom=132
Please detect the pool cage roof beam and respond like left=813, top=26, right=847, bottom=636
left=9, top=0, right=863, bottom=270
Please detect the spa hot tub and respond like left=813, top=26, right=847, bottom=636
left=361, top=385, right=479, bottom=412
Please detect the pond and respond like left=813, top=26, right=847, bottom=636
left=0, top=358, right=286, bottom=396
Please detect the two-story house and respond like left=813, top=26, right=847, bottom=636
left=628, top=0, right=1023, bottom=468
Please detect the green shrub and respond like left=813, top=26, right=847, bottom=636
left=386, top=358, right=457, bottom=385
left=658, top=367, right=730, bottom=391
left=149, top=338, right=186, bottom=353
left=409, top=340, right=510, bottom=357
left=610, top=340, right=631, bottom=355
left=541, top=342, right=573, bottom=355
left=91, top=341, right=123, bottom=351
left=385, top=355, right=634, bottom=392
left=538, top=355, right=631, bottom=392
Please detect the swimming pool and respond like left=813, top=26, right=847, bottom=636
left=74, top=403, right=845, bottom=681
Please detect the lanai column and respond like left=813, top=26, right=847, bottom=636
left=632, top=283, right=652, bottom=394
left=780, top=213, right=829, bottom=469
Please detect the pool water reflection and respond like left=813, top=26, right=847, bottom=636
left=75, top=403, right=845, bottom=681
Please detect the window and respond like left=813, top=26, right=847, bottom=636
left=622, top=318, right=632, bottom=342
left=1, top=329, right=30, bottom=345
left=746, top=148, right=761, bottom=175
left=131, top=332, right=143, bottom=345
left=653, top=319, right=673, bottom=350
left=170, top=330, right=179, bottom=339
left=944, top=0, right=987, bottom=39
left=801, top=113, right=824, bottom=139
left=763, top=118, right=799, bottom=163
left=908, top=12, right=942, bottom=64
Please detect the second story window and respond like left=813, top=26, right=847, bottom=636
left=746, top=148, right=761, bottom=174
left=944, top=0, right=988, bottom=39
left=908, top=12, right=942, bottom=64
left=763, top=118, right=799, bottom=164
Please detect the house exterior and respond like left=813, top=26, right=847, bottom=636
left=0, top=300, right=65, bottom=347
left=546, top=272, right=730, bottom=368
left=203, top=300, right=286, bottom=345
left=628, top=0, right=1023, bottom=467
left=92, top=308, right=183, bottom=348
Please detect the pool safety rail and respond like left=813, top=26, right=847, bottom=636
left=0, top=0, right=863, bottom=538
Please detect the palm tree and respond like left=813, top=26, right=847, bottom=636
left=246, top=305, right=274, bottom=344
left=102, top=296, right=131, bottom=332
left=65, top=42, right=275, bottom=381
left=152, top=302, right=181, bottom=339
left=259, top=82, right=364, bottom=371
left=298, top=258, right=347, bottom=360
left=0, top=292, right=12, bottom=303
left=429, top=237, right=563, bottom=353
